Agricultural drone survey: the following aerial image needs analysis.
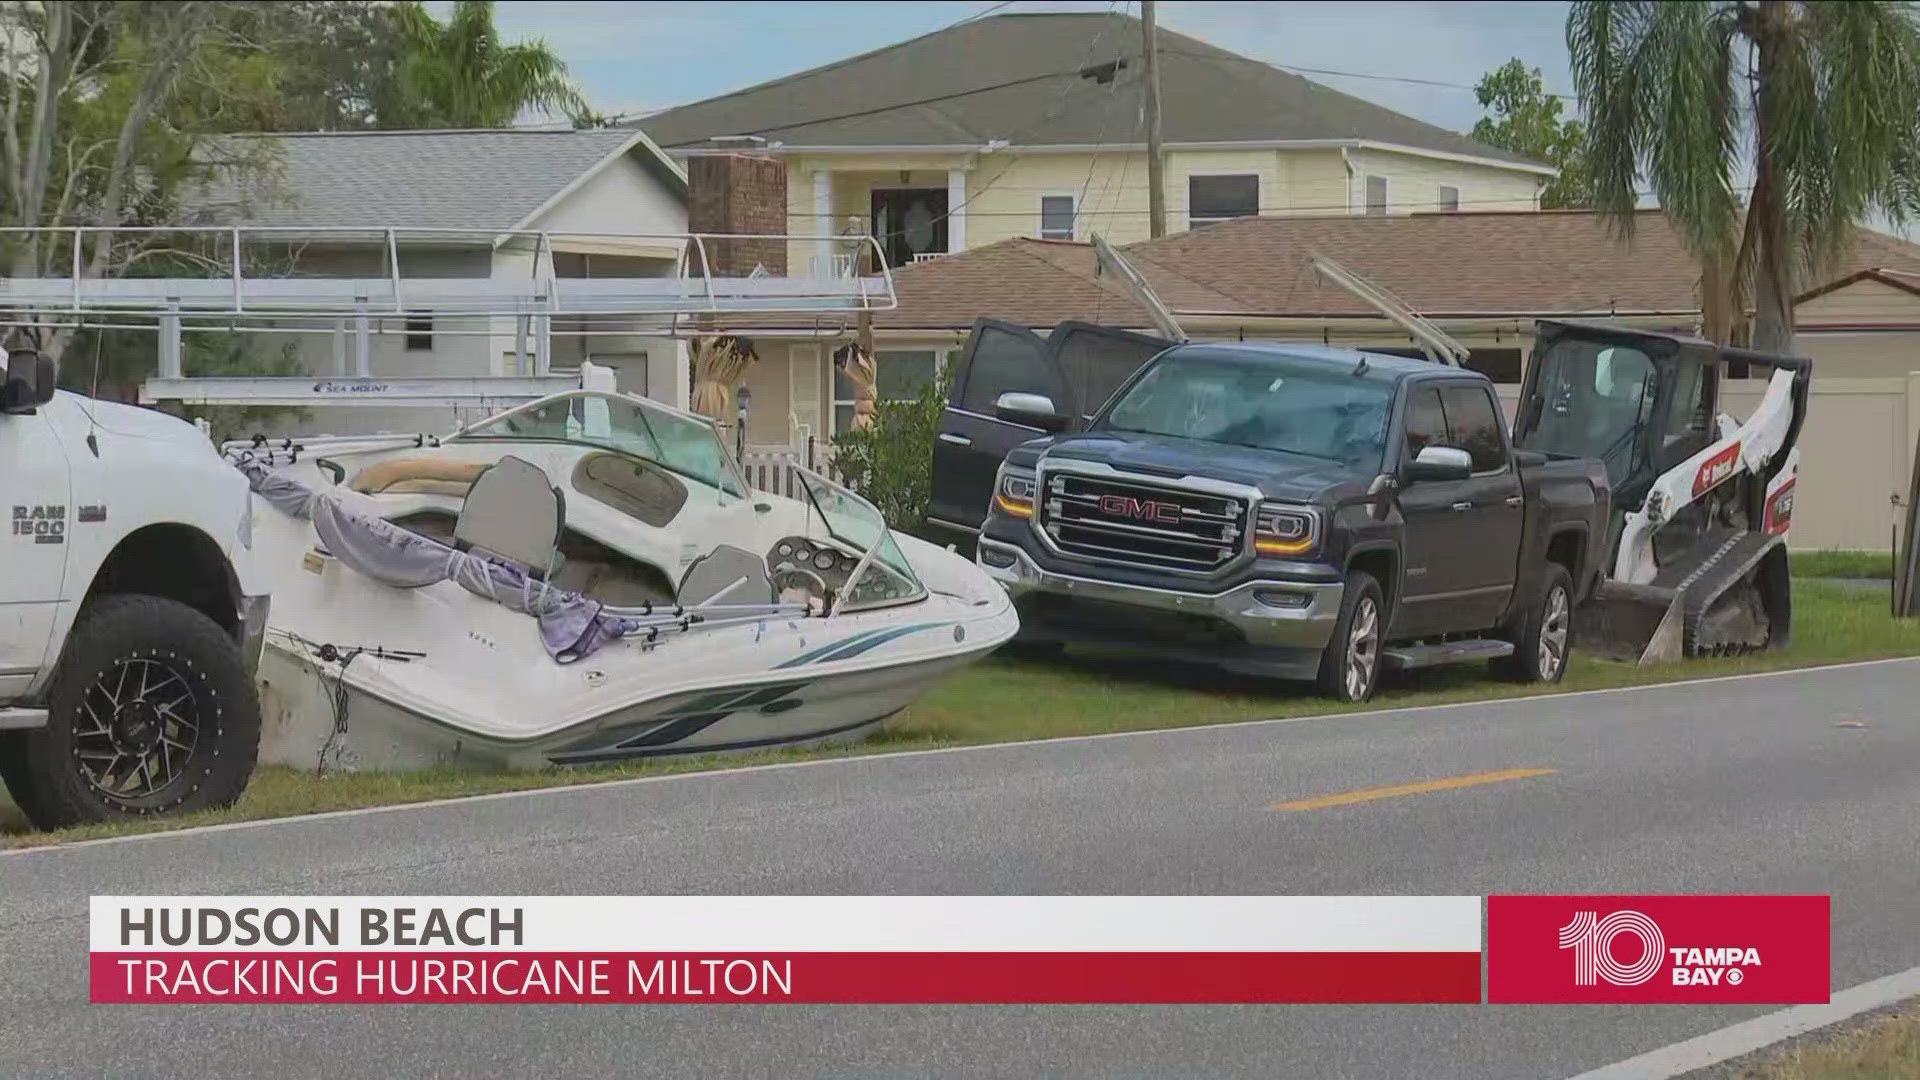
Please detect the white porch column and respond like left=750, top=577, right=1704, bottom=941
left=947, top=167, right=968, bottom=253
left=812, top=169, right=833, bottom=275
left=647, top=338, right=692, bottom=410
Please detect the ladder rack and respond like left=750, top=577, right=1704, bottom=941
left=0, top=226, right=894, bottom=410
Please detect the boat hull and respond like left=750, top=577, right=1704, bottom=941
left=260, top=632, right=995, bottom=770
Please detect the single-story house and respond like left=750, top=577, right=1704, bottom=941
left=724, top=209, right=1920, bottom=551
left=187, top=127, right=693, bottom=433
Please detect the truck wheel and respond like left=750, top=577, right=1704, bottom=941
left=0, top=595, right=259, bottom=830
left=1492, top=564, right=1573, bottom=684
left=1315, top=570, right=1383, bottom=702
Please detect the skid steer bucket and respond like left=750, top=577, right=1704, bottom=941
left=1574, top=581, right=1685, bottom=666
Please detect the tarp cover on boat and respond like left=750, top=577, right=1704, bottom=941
left=239, top=460, right=704, bottom=663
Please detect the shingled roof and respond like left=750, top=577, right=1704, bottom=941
left=637, top=12, right=1546, bottom=171
left=190, top=129, right=685, bottom=233
left=774, top=210, right=1920, bottom=331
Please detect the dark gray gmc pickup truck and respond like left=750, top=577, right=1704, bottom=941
left=935, top=334, right=1612, bottom=701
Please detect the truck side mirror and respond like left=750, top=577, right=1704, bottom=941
left=1405, top=445, right=1472, bottom=483
left=994, top=391, right=1069, bottom=432
left=0, top=351, right=55, bottom=414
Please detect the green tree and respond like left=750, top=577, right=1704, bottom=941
left=1472, top=59, right=1592, bottom=210
left=829, top=374, right=952, bottom=537
left=2, top=2, right=285, bottom=359
left=247, top=2, right=402, bottom=131
left=377, top=1, right=588, bottom=129
left=1568, top=1, right=1920, bottom=351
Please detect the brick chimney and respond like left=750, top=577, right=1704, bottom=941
left=686, top=153, right=787, bottom=276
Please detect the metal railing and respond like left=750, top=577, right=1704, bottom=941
left=0, top=226, right=897, bottom=327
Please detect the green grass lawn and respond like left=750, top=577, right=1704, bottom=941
left=5, top=578, right=1917, bottom=847
left=1792, top=549, right=1896, bottom=580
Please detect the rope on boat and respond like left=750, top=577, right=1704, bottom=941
left=273, top=630, right=427, bottom=776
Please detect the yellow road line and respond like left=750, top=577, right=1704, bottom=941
left=1268, top=767, right=1559, bottom=812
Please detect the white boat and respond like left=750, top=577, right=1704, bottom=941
left=232, top=389, right=1017, bottom=771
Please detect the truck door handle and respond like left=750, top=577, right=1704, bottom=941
left=1504, top=495, right=1524, bottom=507
left=937, top=433, right=972, bottom=447
left=1450, top=501, right=1473, bottom=512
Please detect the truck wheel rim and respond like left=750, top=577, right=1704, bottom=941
left=1540, top=587, right=1570, bottom=677
left=1346, top=597, right=1379, bottom=698
left=74, top=657, right=200, bottom=803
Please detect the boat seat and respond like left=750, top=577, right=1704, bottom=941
left=351, top=457, right=489, bottom=495
left=454, top=455, right=565, bottom=572
left=678, top=545, right=774, bottom=605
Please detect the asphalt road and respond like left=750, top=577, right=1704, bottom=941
left=4, top=658, right=1919, bottom=1079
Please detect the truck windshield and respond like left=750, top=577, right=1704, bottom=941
left=1519, top=337, right=1658, bottom=488
left=1098, top=349, right=1395, bottom=469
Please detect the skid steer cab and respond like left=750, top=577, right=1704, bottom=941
left=1512, top=321, right=1811, bottom=663
left=0, top=348, right=267, bottom=831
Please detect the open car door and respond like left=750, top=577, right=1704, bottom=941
left=926, top=235, right=1185, bottom=537
left=927, top=319, right=1174, bottom=536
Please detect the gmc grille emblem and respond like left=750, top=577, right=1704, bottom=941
left=1099, top=494, right=1181, bottom=524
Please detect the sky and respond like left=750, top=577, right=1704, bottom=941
left=446, top=0, right=1579, bottom=133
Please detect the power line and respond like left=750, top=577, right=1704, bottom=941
left=1157, top=48, right=1582, bottom=102
left=857, top=4, right=1141, bottom=248
left=631, top=21, right=1579, bottom=145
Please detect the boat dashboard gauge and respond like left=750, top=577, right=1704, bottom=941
left=767, top=536, right=859, bottom=598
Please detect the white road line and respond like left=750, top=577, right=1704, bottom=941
left=7, top=654, right=1917, bottom=856
left=1565, top=965, right=1920, bottom=1079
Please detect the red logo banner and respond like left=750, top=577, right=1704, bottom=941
left=1487, top=895, right=1829, bottom=1004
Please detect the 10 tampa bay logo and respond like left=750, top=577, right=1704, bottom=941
left=1559, top=909, right=1764, bottom=988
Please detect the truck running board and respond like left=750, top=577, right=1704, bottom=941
left=0, top=707, right=48, bottom=730
left=1381, top=639, right=1514, bottom=671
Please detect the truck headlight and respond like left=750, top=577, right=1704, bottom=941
left=1254, top=504, right=1317, bottom=557
left=993, top=466, right=1035, bottom=520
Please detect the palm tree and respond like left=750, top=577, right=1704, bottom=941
left=1569, top=1, right=1920, bottom=350
left=378, top=1, right=588, bottom=129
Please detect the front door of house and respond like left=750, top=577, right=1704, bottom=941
left=870, top=188, right=948, bottom=271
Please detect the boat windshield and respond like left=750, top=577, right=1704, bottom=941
left=454, top=391, right=746, bottom=498
left=793, top=468, right=926, bottom=611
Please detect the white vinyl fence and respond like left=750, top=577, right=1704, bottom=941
left=738, top=440, right=831, bottom=501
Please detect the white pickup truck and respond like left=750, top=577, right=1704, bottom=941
left=0, top=348, right=266, bottom=829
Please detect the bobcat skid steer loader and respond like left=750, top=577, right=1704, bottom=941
left=1512, top=321, right=1811, bottom=664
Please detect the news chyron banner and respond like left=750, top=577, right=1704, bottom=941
left=88, top=895, right=1830, bottom=1006
left=93, top=896, right=1482, bottom=1004
left=1487, top=895, right=1831, bottom=1004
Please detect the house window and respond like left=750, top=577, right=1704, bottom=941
left=404, top=313, right=433, bottom=351
left=834, top=349, right=946, bottom=432
left=1439, top=184, right=1460, bottom=213
left=1039, top=194, right=1076, bottom=240
left=1188, top=174, right=1259, bottom=226
left=1366, top=175, right=1388, bottom=216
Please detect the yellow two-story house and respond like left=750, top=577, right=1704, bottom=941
left=634, top=10, right=1553, bottom=451
left=639, top=10, right=1550, bottom=269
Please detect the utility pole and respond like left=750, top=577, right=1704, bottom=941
left=1142, top=0, right=1166, bottom=238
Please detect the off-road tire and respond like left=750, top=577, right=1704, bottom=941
left=1491, top=564, right=1574, bottom=683
left=0, top=595, right=259, bottom=830
left=1315, top=570, right=1384, bottom=702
